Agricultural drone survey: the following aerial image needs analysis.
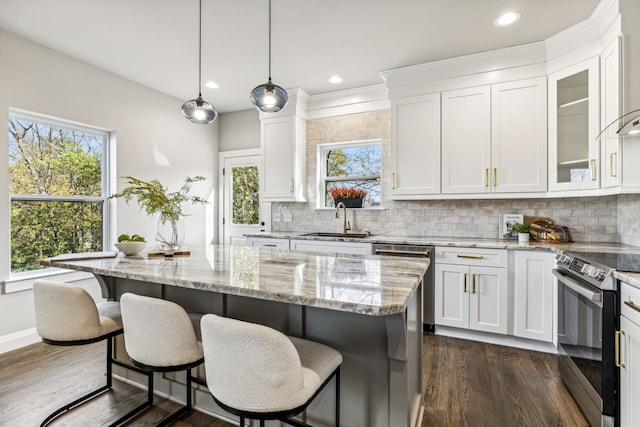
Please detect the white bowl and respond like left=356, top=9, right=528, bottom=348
left=114, top=241, right=147, bottom=256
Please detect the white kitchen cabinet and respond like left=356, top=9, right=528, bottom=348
left=441, top=78, right=547, bottom=194
left=548, top=57, right=600, bottom=191
left=619, top=282, right=640, bottom=427
left=289, top=239, right=372, bottom=255
left=260, top=115, right=306, bottom=201
left=390, top=93, right=441, bottom=198
left=601, top=37, right=622, bottom=189
left=434, top=247, right=508, bottom=334
left=512, top=251, right=554, bottom=342
left=441, top=86, right=491, bottom=194
left=246, top=236, right=290, bottom=249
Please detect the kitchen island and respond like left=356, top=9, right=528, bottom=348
left=42, top=245, right=428, bottom=427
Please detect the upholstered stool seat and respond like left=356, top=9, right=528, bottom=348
left=201, top=314, right=342, bottom=426
left=33, top=279, right=146, bottom=427
left=119, top=293, right=205, bottom=426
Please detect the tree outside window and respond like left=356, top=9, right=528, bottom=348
left=319, top=140, right=382, bottom=208
left=8, top=113, right=108, bottom=273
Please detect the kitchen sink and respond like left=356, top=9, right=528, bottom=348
left=301, top=232, right=371, bottom=238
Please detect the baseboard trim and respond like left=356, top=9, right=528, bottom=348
left=0, top=328, right=40, bottom=354
left=434, top=325, right=557, bottom=354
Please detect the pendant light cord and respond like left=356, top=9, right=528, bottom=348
left=198, top=0, right=203, bottom=96
left=268, top=0, right=272, bottom=81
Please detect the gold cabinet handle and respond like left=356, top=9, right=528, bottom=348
left=472, top=274, right=476, bottom=293
left=485, top=169, right=489, bottom=187
left=457, top=254, right=484, bottom=259
left=261, top=244, right=277, bottom=247
left=590, top=159, right=596, bottom=181
left=616, top=330, right=625, bottom=368
left=464, top=273, right=468, bottom=293
left=610, top=152, right=618, bottom=178
left=289, top=178, right=294, bottom=192
left=392, top=172, right=396, bottom=190
left=493, top=168, right=497, bottom=187
left=624, top=300, right=640, bottom=313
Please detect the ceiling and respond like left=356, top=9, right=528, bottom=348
left=0, top=0, right=601, bottom=114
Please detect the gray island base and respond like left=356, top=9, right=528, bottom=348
left=43, top=245, right=428, bottom=427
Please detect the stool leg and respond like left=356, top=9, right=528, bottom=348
left=335, top=367, right=340, bottom=427
left=240, top=415, right=245, bottom=426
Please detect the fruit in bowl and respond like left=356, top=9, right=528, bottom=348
left=115, top=233, right=147, bottom=256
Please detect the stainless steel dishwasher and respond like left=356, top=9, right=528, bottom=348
left=372, top=244, right=435, bottom=332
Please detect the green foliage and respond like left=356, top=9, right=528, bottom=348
left=231, top=166, right=259, bottom=225
left=512, top=223, right=530, bottom=233
left=8, top=118, right=104, bottom=272
left=110, top=176, right=208, bottom=223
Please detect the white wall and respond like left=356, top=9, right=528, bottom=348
left=219, top=109, right=260, bottom=151
left=0, top=29, right=219, bottom=345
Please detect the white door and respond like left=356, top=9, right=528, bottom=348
left=435, top=263, right=469, bottom=329
left=220, top=150, right=267, bottom=246
left=620, top=315, right=640, bottom=427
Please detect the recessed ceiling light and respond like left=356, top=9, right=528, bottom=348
left=494, top=12, right=521, bottom=27
left=204, top=81, right=219, bottom=89
left=329, top=75, right=343, bottom=84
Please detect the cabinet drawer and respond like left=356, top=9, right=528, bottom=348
left=247, top=237, right=289, bottom=250
left=621, top=282, right=640, bottom=325
left=435, top=246, right=507, bottom=268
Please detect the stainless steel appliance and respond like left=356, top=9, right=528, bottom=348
left=373, top=244, right=434, bottom=332
left=554, top=251, right=619, bottom=427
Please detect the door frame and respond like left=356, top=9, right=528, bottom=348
left=218, top=149, right=269, bottom=245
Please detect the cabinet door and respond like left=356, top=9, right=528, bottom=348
left=619, top=315, right=640, bottom=427
left=601, top=37, right=622, bottom=189
left=442, top=86, right=491, bottom=194
left=390, top=93, right=441, bottom=197
left=468, top=266, right=507, bottom=334
left=261, top=116, right=306, bottom=201
left=548, top=57, right=600, bottom=191
left=513, top=251, right=554, bottom=342
left=434, top=263, right=469, bottom=329
left=491, top=78, right=547, bottom=193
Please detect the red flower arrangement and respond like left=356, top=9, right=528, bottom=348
left=330, top=187, right=367, bottom=199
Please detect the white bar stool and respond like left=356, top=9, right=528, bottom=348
left=32, top=279, right=149, bottom=427
left=119, top=293, right=204, bottom=426
left=200, top=313, right=342, bottom=427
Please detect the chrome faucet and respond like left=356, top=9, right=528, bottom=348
left=335, top=202, right=351, bottom=235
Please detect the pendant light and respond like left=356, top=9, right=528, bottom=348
left=250, top=0, right=289, bottom=112
left=181, top=0, right=218, bottom=124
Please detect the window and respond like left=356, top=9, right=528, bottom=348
left=318, top=140, right=382, bottom=208
left=8, top=111, right=110, bottom=273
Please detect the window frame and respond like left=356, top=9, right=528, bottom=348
left=316, top=139, right=382, bottom=209
left=7, top=108, right=113, bottom=279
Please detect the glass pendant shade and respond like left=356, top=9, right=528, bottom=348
left=597, top=108, right=640, bottom=139
left=250, top=79, right=288, bottom=112
left=182, top=94, right=218, bottom=124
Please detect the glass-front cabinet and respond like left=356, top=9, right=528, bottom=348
left=548, top=57, right=600, bottom=191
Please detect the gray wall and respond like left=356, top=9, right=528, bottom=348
left=0, top=29, right=218, bottom=339
left=219, top=109, right=260, bottom=151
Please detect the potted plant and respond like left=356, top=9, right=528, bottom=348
left=512, top=223, right=530, bottom=243
left=330, top=187, right=367, bottom=208
left=110, top=176, right=208, bottom=250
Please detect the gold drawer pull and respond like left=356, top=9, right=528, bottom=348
left=624, top=300, right=640, bottom=313
left=392, top=173, right=396, bottom=190
left=289, top=178, right=294, bottom=192
left=610, top=152, right=618, bottom=178
left=262, top=244, right=277, bottom=247
left=616, top=330, right=625, bottom=368
left=464, top=273, right=468, bottom=293
left=590, top=159, right=596, bottom=181
left=485, top=169, right=489, bottom=187
left=472, top=274, right=477, bottom=293
left=457, top=254, right=484, bottom=259
left=493, top=168, right=497, bottom=187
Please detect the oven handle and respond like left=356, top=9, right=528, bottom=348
left=552, top=269, right=603, bottom=303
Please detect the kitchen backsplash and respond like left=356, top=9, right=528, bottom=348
left=270, top=110, right=639, bottom=246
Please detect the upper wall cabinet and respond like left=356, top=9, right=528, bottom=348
left=259, top=89, right=308, bottom=202
left=390, top=93, right=441, bottom=198
left=600, top=37, right=622, bottom=189
left=441, top=77, right=547, bottom=194
left=548, top=57, right=600, bottom=191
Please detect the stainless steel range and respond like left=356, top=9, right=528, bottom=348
left=554, top=251, right=621, bottom=427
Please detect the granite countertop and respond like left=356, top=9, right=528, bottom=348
left=41, top=245, right=429, bottom=316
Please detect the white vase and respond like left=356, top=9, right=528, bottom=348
left=518, top=232, right=530, bottom=243
left=155, top=215, right=185, bottom=250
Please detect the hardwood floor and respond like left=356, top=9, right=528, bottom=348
left=0, top=334, right=588, bottom=426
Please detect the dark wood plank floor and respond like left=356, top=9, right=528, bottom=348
left=0, top=334, right=588, bottom=426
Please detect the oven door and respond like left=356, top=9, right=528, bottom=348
left=554, top=268, right=617, bottom=426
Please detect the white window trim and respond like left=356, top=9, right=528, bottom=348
left=315, top=138, right=382, bottom=209
left=6, top=108, right=115, bottom=288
